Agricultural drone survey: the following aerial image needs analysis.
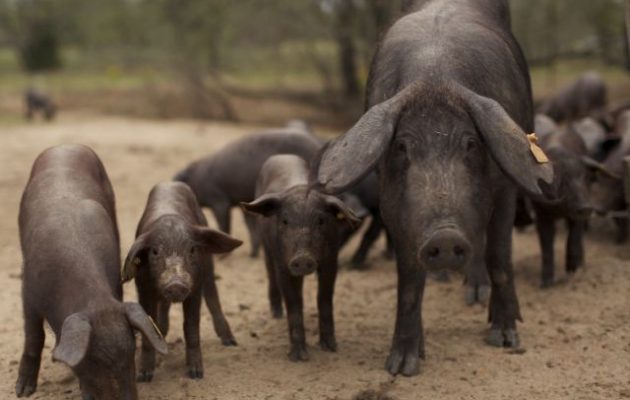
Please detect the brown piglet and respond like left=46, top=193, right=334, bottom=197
left=123, top=182, right=242, bottom=381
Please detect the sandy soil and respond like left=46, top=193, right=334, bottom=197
left=1, top=114, right=629, bottom=400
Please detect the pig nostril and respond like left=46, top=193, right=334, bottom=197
left=427, top=247, right=440, bottom=259
left=454, top=245, right=465, bottom=258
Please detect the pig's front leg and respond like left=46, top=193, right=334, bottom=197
left=384, top=241, right=426, bottom=377
left=136, top=280, right=158, bottom=382
left=183, top=289, right=203, bottom=379
left=15, top=305, right=44, bottom=398
left=565, top=218, right=584, bottom=274
left=278, top=269, right=307, bottom=361
left=485, top=192, right=522, bottom=349
left=535, top=210, right=556, bottom=288
left=202, top=257, right=237, bottom=346
left=317, top=261, right=338, bottom=352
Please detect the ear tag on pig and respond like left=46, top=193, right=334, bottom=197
left=527, top=133, right=549, bottom=163
left=336, top=212, right=345, bottom=221
left=148, top=315, right=164, bottom=340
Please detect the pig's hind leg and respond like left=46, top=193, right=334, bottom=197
left=15, top=304, right=44, bottom=397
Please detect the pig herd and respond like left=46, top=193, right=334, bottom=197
left=14, top=0, right=630, bottom=398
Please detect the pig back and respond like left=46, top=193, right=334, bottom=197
left=19, top=145, right=120, bottom=331
left=208, top=132, right=321, bottom=203
left=255, top=155, right=309, bottom=198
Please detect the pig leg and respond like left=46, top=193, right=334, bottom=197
left=137, top=281, right=158, bottom=382
left=317, top=263, right=338, bottom=351
left=183, top=289, right=204, bottom=379
left=278, top=269, right=307, bottom=361
left=15, top=305, right=44, bottom=397
left=264, top=250, right=283, bottom=318
left=464, top=241, right=490, bottom=305
left=202, top=259, right=237, bottom=346
left=385, top=241, right=425, bottom=376
left=565, top=218, right=584, bottom=274
left=485, top=193, right=522, bottom=349
left=243, top=212, right=261, bottom=258
left=384, top=228, right=395, bottom=260
left=351, top=216, right=382, bottom=268
left=156, top=301, right=171, bottom=337
left=614, top=217, right=628, bottom=244
left=211, top=202, right=231, bottom=234
left=535, top=211, right=556, bottom=288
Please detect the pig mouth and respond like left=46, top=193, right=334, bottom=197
left=287, top=254, right=318, bottom=276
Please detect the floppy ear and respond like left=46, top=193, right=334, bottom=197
left=52, top=313, right=91, bottom=368
left=581, top=156, right=622, bottom=180
left=453, top=82, right=554, bottom=196
left=124, top=303, right=168, bottom=355
left=316, top=82, right=425, bottom=194
left=324, top=195, right=362, bottom=227
left=193, top=226, right=243, bottom=254
left=122, top=231, right=150, bottom=283
left=240, top=193, right=283, bottom=217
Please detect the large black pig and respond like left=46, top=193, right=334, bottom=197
left=315, top=0, right=553, bottom=376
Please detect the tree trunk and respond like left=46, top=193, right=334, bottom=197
left=334, top=0, right=360, bottom=100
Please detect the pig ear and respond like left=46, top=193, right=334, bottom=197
left=324, top=195, right=362, bottom=227
left=453, top=82, right=554, bottom=196
left=580, top=156, right=622, bottom=180
left=122, top=232, right=150, bottom=283
left=239, top=193, right=283, bottom=217
left=52, top=313, right=91, bottom=368
left=124, top=303, right=168, bottom=355
left=316, top=82, right=425, bottom=194
left=193, top=227, right=243, bottom=254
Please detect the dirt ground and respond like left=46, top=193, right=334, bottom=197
left=1, top=113, right=630, bottom=400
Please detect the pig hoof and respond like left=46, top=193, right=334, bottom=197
left=465, top=284, right=491, bottom=305
left=15, top=376, right=37, bottom=397
left=221, top=335, right=238, bottom=346
left=485, top=328, right=504, bottom=347
left=137, top=370, right=154, bottom=382
left=288, top=344, right=309, bottom=362
left=385, top=348, right=420, bottom=376
left=503, top=329, right=520, bottom=348
left=187, top=367, right=204, bottom=380
left=319, top=336, right=337, bottom=352
left=271, top=306, right=284, bottom=319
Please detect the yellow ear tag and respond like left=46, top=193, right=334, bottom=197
left=336, top=212, right=345, bottom=221
left=527, top=133, right=549, bottom=163
left=148, top=315, right=165, bottom=340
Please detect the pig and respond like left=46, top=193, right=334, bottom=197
left=532, top=130, right=593, bottom=287
left=568, top=117, right=609, bottom=160
left=241, top=155, right=360, bottom=361
left=16, top=144, right=167, bottom=399
left=174, top=130, right=322, bottom=257
left=583, top=110, right=630, bottom=243
left=123, top=182, right=242, bottom=380
left=314, top=0, right=554, bottom=376
left=538, top=72, right=607, bottom=123
left=24, top=88, right=56, bottom=121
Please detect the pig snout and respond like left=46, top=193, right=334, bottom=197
left=163, top=280, right=190, bottom=302
left=160, top=256, right=192, bottom=302
left=419, top=229, right=471, bottom=271
left=288, top=254, right=317, bottom=276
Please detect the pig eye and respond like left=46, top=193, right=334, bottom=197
left=466, top=137, right=478, bottom=152
left=282, top=218, right=288, bottom=226
left=318, top=217, right=324, bottom=226
left=150, top=248, right=159, bottom=256
left=398, top=142, right=406, bottom=153
left=189, top=246, right=196, bottom=255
